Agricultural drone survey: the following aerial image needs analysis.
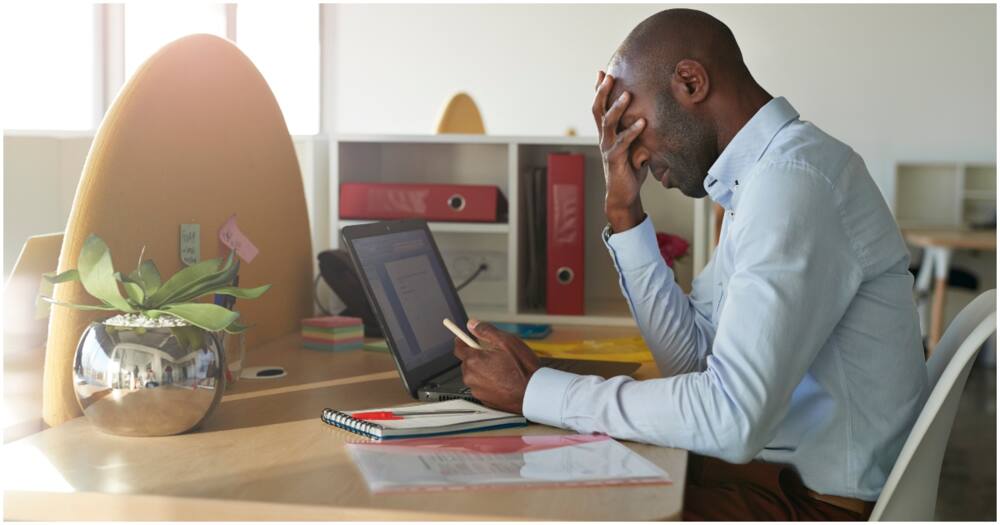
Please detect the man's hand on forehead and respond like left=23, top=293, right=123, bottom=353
left=592, top=69, right=647, bottom=233
left=595, top=72, right=643, bottom=134
left=617, top=115, right=641, bottom=135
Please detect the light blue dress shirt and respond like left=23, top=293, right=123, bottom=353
left=522, top=97, right=929, bottom=500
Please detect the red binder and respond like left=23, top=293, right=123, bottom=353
left=546, top=153, right=585, bottom=315
left=339, top=183, right=507, bottom=222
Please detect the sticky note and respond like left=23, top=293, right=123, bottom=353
left=35, top=275, right=54, bottom=320
left=180, top=224, right=200, bottom=266
left=219, top=215, right=259, bottom=263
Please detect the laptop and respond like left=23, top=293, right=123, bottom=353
left=341, top=219, right=641, bottom=402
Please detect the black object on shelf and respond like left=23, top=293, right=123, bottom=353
left=317, top=249, right=383, bottom=338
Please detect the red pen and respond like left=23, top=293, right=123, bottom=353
left=352, top=409, right=483, bottom=421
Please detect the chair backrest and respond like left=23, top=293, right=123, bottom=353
left=43, top=34, right=313, bottom=427
left=3, top=233, right=63, bottom=441
left=870, top=289, right=996, bottom=521
left=926, top=289, right=997, bottom=386
left=4, top=233, right=64, bottom=347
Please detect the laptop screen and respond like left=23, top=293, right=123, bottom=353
left=349, top=227, right=467, bottom=371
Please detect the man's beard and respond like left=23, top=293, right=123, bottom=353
left=653, top=95, right=716, bottom=198
left=652, top=147, right=712, bottom=198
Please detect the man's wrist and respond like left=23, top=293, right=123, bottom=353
left=522, top=367, right=578, bottom=427
left=603, top=215, right=664, bottom=272
left=606, top=206, right=645, bottom=233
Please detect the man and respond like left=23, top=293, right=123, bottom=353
left=454, top=8, right=929, bottom=521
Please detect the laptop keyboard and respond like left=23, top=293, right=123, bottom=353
left=540, top=358, right=589, bottom=374
left=434, top=359, right=590, bottom=395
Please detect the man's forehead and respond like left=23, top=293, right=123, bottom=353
left=607, top=59, right=640, bottom=99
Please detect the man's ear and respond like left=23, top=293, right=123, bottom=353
left=670, top=59, right=710, bottom=106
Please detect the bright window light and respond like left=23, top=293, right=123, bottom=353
left=237, top=3, right=320, bottom=135
left=124, top=3, right=227, bottom=80
left=0, top=2, right=94, bottom=130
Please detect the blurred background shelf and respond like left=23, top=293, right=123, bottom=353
left=332, top=134, right=711, bottom=327
left=894, top=162, right=996, bottom=228
left=339, top=219, right=510, bottom=234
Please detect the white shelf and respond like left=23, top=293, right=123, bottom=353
left=469, top=299, right=636, bottom=328
left=332, top=134, right=708, bottom=326
left=335, top=133, right=598, bottom=147
left=894, top=162, right=996, bottom=227
left=962, top=190, right=997, bottom=200
left=470, top=310, right=637, bottom=328
left=338, top=219, right=510, bottom=234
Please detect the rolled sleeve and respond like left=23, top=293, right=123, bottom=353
left=604, top=216, right=664, bottom=272
left=521, top=367, right=578, bottom=427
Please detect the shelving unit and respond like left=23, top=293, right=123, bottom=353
left=338, top=219, right=510, bottom=234
left=331, top=134, right=711, bottom=327
left=894, top=162, right=997, bottom=228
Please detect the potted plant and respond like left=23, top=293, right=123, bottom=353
left=44, top=234, right=270, bottom=436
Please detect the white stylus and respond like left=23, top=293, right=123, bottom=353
left=442, top=318, right=484, bottom=350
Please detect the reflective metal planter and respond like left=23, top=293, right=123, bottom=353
left=73, top=322, right=225, bottom=436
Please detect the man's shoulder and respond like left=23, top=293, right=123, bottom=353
left=749, top=120, right=909, bottom=279
left=758, top=120, right=856, bottom=182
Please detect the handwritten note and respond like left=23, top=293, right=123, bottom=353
left=219, top=215, right=259, bottom=263
left=180, top=224, right=201, bottom=266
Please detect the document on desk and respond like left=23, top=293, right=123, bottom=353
left=346, top=434, right=671, bottom=493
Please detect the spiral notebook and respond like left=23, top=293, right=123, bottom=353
left=321, top=399, right=527, bottom=441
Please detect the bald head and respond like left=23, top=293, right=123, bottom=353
left=612, top=9, right=752, bottom=96
left=597, top=9, right=771, bottom=199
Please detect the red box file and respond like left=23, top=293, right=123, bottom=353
left=339, top=183, right=507, bottom=222
left=546, top=153, right=585, bottom=315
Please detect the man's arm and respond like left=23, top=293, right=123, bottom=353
left=605, top=215, right=717, bottom=376
left=523, top=163, right=863, bottom=462
left=590, top=70, right=715, bottom=376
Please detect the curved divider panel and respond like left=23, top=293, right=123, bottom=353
left=43, top=34, right=313, bottom=426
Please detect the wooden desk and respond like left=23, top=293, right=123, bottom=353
left=3, top=329, right=686, bottom=521
left=902, top=228, right=996, bottom=353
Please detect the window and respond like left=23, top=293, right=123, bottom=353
left=1, top=3, right=320, bottom=133
left=0, top=2, right=95, bottom=130
left=124, top=3, right=227, bottom=80
left=236, top=3, right=320, bottom=134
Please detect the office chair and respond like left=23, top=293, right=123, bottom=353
left=3, top=233, right=63, bottom=441
left=869, top=289, right=996, bottom=521
left=42, top=34, right=313, bottom=427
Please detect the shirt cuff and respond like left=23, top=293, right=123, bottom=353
left=603, top=215, right=663, bottom=272
left=522, top=367, right=579, bottom=427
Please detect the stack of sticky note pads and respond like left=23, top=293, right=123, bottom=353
left=301, top=316, right=364, bottom=352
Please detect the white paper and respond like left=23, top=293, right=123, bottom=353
left=347, top=434, right=670, bottom=493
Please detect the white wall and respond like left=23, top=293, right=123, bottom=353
left=2, top=135, right=325, bottom=278
left=331, top=4, right=997, bottom=202
left=5, top=4, right=996, bottom=281
left=3, top=134, right=92, bottom=278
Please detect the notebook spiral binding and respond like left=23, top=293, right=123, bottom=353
left=321, top=408, right=385, bottom=441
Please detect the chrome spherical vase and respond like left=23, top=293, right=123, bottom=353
left=73, top=321, right=226, bottom=437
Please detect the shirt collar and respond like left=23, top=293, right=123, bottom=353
left=704, top=96, right=800, bottom=210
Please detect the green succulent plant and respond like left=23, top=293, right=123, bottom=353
left=44, top=234, right=269, bottom=333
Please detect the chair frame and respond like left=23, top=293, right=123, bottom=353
left=869, top=290, right=996, bottom=521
